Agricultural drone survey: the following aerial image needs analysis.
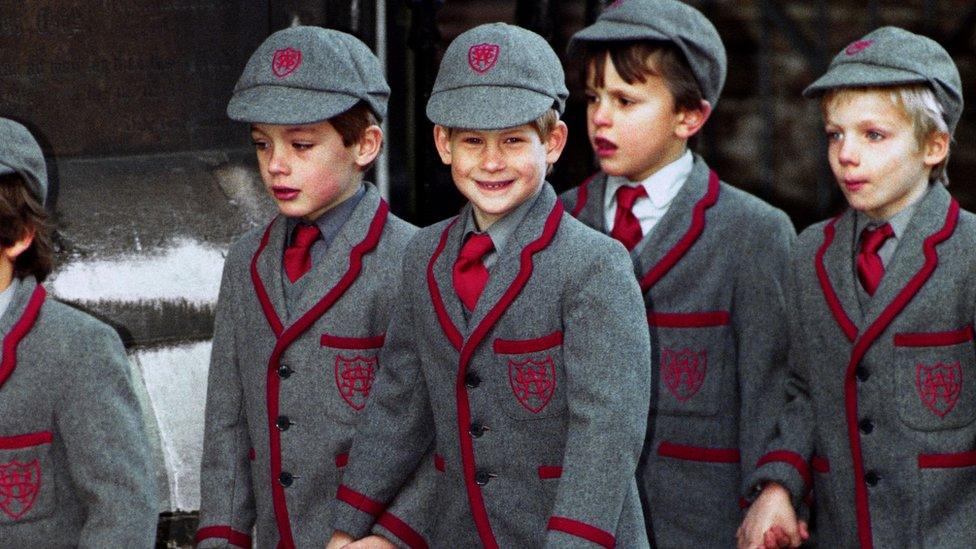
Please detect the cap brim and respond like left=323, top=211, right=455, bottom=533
left=227, top=86, right=360, bottom=125
left=426, top=86, right=557, bottom=130
left=803, top=63, right=926, bottom=97
left=568, top=20, right=669, bottom=54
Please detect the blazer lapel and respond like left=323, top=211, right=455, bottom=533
left=818, top=208, right=864, bottom=337
left=428, top=207, right=469, bottom=347
left=252, top=215, right=289, bottom=334
left=574, top=173, right=609, bottom=233
left=0, top=277, right=45, bottom=390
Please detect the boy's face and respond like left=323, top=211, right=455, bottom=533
left=250, top=120, right=377, bottom=222
left=824, top=90, right=946, bottom=220
left=433, top=121, right=568, bottom=230
left=585, top=53, right=692, bottom=182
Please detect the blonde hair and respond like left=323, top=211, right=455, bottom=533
left=444, top=108, right=561, bottom=140
left=823, top=84, right=951, bottom=184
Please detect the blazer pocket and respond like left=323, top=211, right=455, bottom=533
left=648, top=311, right=732, bottom=417
left=893, top=325, right=976, bottom=431
left=916, top=449, right=976, bottom=548
left=490, top=331, right=567, bottom=420
left=320, top=332, right=386, bottom=423
left=0, top=432, right=56, bottom=523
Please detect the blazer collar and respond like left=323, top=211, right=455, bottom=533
left=0, top=277, right=46, bottom=390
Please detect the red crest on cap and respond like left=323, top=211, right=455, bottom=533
left=607, top=0, right=627, bottom=9
left=468, top=43, right=500, bottom=74
left=272, top=47, right=302, bottom=78
left=845, top=40, right=874, bottom=56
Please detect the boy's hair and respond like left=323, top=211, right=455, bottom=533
left=0, top=173, right=54, bottom=281
left=329, top=101, right=381, bottom=147
left=443, top=108, right=562, bottom=141
left=823, top=84, right=951, bottom=184
left=583, top=40, right=704, bottom=113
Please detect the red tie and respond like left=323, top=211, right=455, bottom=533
left=857, top=223, right=894, bottom=296
left=610, top=184, right=648, bottom=250
left=453, top=233, right=494, bottom=311
left=284, top=223, right=321, bottom=283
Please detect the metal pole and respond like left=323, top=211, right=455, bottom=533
left=376, top=0, right=389, bottom=199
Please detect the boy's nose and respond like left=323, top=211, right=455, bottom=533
left=268, top=149, right=290, bottom=175
left=837, top=140, right=859, bottom=165
left=590, top=102, right=612, bottom=127
left=481, top=145, right=505, bottom=171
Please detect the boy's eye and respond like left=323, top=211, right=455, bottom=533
left=584, top=92, right=598, bottom=104
left=866, top=130, right=884, bottom=141
left=293, top=142, right=314, bottom=150
left=616, top=96, right=634, bottom=107
left=825, top=130, right=842, bottom=142
left=252, top=140, right=269, bottom=151
left=504, top=136, right=525, bottom=144
left=463, top=136, right=483, bottom=145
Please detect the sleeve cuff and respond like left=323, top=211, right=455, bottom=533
left=749, top=450, right=812, bottom=507
left=547, top=516, right=615, bottom=548
left=333, top=484, right=387, bottom=539
left=372, top=511, right=429, bottom=549
left=194, top=525, right=252, bottom=548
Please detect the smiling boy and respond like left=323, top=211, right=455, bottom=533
left=328, top=23, right=650, bottom=548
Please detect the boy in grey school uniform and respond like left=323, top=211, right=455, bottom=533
left=560, top=1, right=795, bottom=546
left=739, top=27, right=973, bottom=549
left=0, top=118, right=157, bottom=547
left=328, top=23, right=650, bottom=549
left=195, top=27, right=425, bottom=548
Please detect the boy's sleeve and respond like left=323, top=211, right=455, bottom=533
left=543, top=242, right=651, bottom=548
left=196, top=257, right=256, bottom=548
left=57, top=323, right=157, bottom=547
left=733, top=210, right=798, bottom=495
left=331, top=264, right=436, bottom=544
left=369, top=442, right=439, bottom=548
left=744, top=248, right=816, bottom=507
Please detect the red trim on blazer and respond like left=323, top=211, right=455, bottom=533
left=427, top=201, right=564, bottom=549
left=547, top=516, right=615, bottom=548
left=894, top=325, right=974, bottom=347
left=569, top=173, right=597, bottom=218
left=377, top=511, right=430, bottom=549
left=251, top=201, right=390, bottom=549
left=756, top=450, right=812, bottom=492
left=427, top=217, right=464, bottom=352
left=811, top=455, right=830, bottom=474
left=336, top=484, right=386, bottom=517
left=658, top=441, right=740, bottom=463
left=639, top=170, right=720, bottom=293
left=434, top=454, right=445, bottom=472
left=815, top=215, right=858, bottom=342
left=0, top=431, right=53, bottom=449
left=647, top=311, right=730, bottom=328
left=335, top=453, right=349, bottom=468
left=537, top=466, right=563, bottom=479
left=918, top=450, right=976, bottom=469
left=320, top=333, right=386, bottom=349
left=832, top=199, right=959, bottom=549
left=0, top=284, right=46, bottom=391
left=193, top=525, right=252, bottom=547
left=493, top=331, right=563, bottom=354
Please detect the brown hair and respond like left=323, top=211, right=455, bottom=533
left=443, top=108, right=563, bottom=140
left=329, top=101, right=381, bottom=147
left=0, top=173, right=54, bottom=281
left=583, top=40, right=703, bottom=112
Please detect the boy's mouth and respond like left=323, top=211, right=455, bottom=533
left=271, top=185, right=300, bottom=200
left=593, top=137, right=617, bottom=157
left=476, top=179, right=514, bottom=191
left=842, top=178, right=867, bottom=192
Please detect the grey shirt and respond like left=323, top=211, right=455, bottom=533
left=0, top=276, right=20, bottom=333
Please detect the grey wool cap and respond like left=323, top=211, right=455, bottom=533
left=569, top=0, right=727, bottom=107
left=228, top=26, right=390, bottom=124
left=426, top=23, right=568, bottom=130
left=0, top=118, right=47, bottom=204
left=804, top=26, right=963, bottom=133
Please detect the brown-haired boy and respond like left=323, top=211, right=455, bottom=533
left=560, top=1, right=797, bottom=546
left=0, top=118, right=157, bottom=546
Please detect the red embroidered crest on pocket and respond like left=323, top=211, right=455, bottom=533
left=335, top=355, right=377, bottom=410
left=508, top=357, right=556, bottom=413
left=272, top=47, right=302, bottom=78
left=0, top=459, right=40, bottom=520
left=468, top=43, right=500, bottom=74
left=915, top=361, right=962, bottom=418
left=661, top=348, right=707, bottom=401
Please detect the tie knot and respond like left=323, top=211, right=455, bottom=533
left=292, top=223, right=321, bottom=248
left=615, top=184, right=647, bottom=210
left=459, top=233, right=494, bottom=261
left=860, top=223, right=894, bottom=255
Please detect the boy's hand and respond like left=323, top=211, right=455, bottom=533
left=326, top=531, right=354, bottom=549
left=345, top=535, right=397, bottom=549
left=736, top=483, right=807, bottom=548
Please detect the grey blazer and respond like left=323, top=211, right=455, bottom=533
left=196, top=184, right=425, bottom=548
left=0, top=277, right=156, bottom=548
left=750, top=183, right=976, bottom=549
left=561, top=154, right=796, bottom=548
left=331, top=184, right=651, bottom=548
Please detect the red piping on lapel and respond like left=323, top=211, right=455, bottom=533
left=454, top=201, right=563, bottom=549
left=427, top=217, right=464, bottom=351
left=844, top=199, right=958, bottom=549
left=638, top=170, right=719, bottom=293
left=376, top=511, right=430, bottom=549
left=657, top=441, right=740, bottom=463
left=194, top=525, right=252, bottom=548
left=894, top=325, right=974, bottom=347
left=0, top=284, right=46, bottom=391
left=570, top=173, right=596, bottom=218
left=251, top=218, right=284, bottom=337
left=0, top=431, right=53, bottom=449
left=254, top=201, right=389, bottom=549
left=815, top=215, right=858, bottom=342
left=547, top=516, right=616, bottom=548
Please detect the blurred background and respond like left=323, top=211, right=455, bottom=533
left=2, top=1, right=975, bottom=545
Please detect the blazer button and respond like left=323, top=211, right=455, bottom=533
left=858, top=419, right=874, bottom=434
left=279, top=471, right=294, bottom=487
left=864, top=471, right=880, bottom=487
left=276, top=416, right=292, bottom=431
left=475, top=470, right=493, bottom=486
left=855, top=367, right=870, bottom=382
left=278, top=365, right=293, bottom=379
left=470, top=423, right=488, bottom=438
left=465, top=372, right=482, bottom=388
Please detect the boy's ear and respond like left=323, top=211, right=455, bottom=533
left=2, top=230, right=34, bottom=263
left=433, top=125, right=453, bottom=165
left=922, top=130, right=950, bottom=167
left=545, top=121, right=569, bottom=165
left=675, top=99, right=713, bottom=140
left=353, top=125, right=384, bottom=168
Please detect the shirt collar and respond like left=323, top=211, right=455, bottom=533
left=0, top=276, right=21, bottom=327
left=461, top=183, right=544, bottom=255
left=287, top=184, right=366, bottom=246
left=854, top=183, right=930, bottom=241
left=605, top=149, right=693, bottom=209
